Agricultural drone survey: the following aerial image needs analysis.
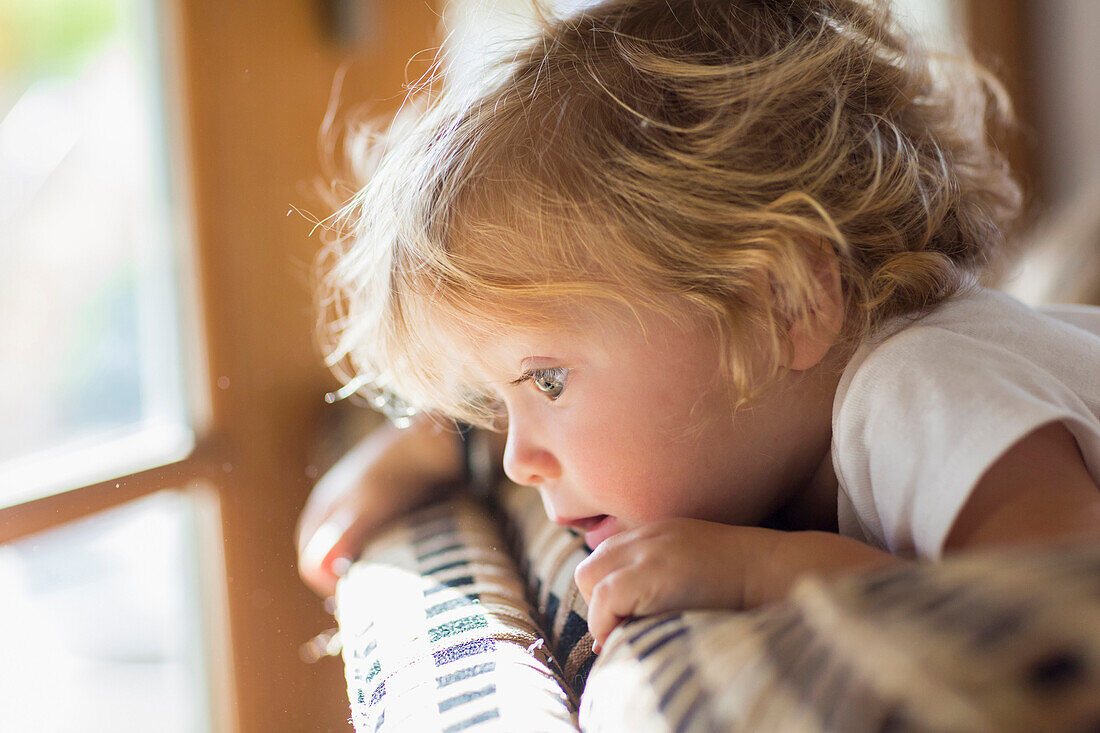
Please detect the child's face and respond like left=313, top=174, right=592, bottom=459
left=467, top=305, right=836, bottom=549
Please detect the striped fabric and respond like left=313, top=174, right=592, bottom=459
left=581, top=543, right=1100, bottom=733
left=338, top=483, right=1100, bottom=732
left=337, top=497, right=580, bottom=732
left=497, top=483, right=598, bottom=697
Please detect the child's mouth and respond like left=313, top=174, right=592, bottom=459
left=569, top=514, right=617, bottom=550
left=555, top=514, right=619, bottom=549
left=564, top=514, right=607, bottom=531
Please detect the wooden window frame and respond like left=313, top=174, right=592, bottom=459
left=0, top=1, right=440, bottom=731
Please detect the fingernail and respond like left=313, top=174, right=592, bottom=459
left=300, top=512, right=355, bottom=573
left=330, top=555, right=352, bottom=577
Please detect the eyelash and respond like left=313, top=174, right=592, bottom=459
left=513, top=367, right=569, bottom=400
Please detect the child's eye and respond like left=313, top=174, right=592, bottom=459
left=529, top=368, right=568, bottom=400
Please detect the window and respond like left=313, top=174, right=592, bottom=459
left=0, top=0, right=193, bottom=505
left=0, top=0, right=218, bottom=728
left=0, top=488, right=225, bottom=732
left=0, top=1, right=440, bottom=731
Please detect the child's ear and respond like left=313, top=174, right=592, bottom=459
left=786, top=240, right=844, bottom=372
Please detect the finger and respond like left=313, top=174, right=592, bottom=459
left=586, top=569, right=643, bottom=652
left=298, top=507, right=365, bottom=597
left=295, top=472, right=365, bottom=554
left=574, top=530, right=638, bottom=600
left=586, top=589, right=621, bottom=653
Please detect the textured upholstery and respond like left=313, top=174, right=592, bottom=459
left=337, top=483, right=1100, bottom=732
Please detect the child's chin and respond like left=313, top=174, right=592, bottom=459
left=583, top=515, right=619, bottom=550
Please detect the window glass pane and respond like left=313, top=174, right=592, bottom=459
left=0, top=0, right=190, bottom=497
left=0, top=489, right=223, bottom=732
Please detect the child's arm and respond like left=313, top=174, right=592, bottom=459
left=943, top=421, right=1100, bottom=551
left=297, top=414, right=467, bottom=598
left=575, top=421, right=1100, bottom=653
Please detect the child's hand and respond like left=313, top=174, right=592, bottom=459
left=574, top=519, right=899, bottom=653
left=573, top=518, right=761, bottom=653
left=296, top=415, right=465, bottom=599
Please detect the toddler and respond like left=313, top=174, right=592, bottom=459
left=297, top=0, right=1100, bottom=653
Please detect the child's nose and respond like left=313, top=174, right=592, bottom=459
left=502, top=427, right=561, bottom=487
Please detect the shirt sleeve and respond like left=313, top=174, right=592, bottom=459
left=832, top=325, right=1100, bottom=559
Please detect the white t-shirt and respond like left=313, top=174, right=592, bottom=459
left=831, top=286, right=1100, bottom=560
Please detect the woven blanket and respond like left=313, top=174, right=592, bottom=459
left=337, top=497, right=579, bottom=732
left=336, top=483, right=1100, bottom=732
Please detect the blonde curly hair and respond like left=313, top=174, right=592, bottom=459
left=316, top=0, right=1022, bottom=428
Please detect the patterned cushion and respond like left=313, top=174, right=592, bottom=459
left=337, top=483, right=1100, bottom=732
left=497, top=483, right=597, bottom=697
left=582, top=545, right=1100, bottom=732
left=336, top=496, right=580, bottom=733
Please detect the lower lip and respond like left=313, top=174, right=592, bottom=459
left=583, top=515, right=618, bottom=550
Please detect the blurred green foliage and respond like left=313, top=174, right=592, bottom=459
left=0, top=0, right=120, bottom=79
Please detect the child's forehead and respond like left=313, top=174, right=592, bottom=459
left=442, top=300, right=704, bottom=378
left=450, top=319, right=597, bottom=378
